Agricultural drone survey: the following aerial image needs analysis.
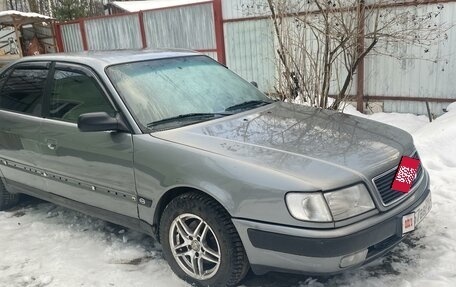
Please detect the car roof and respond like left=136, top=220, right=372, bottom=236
left=14, top=49, right=201, bottom=68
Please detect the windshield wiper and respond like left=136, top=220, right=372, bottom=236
left=147, top=112, right=232, bottom=129
left=225, top=100, right=272, bottom=112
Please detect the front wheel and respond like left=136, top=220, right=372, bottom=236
left=159, top=192, right=249, bottom=286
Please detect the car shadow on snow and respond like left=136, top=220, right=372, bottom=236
left=10, top=195, right=425, bottom=287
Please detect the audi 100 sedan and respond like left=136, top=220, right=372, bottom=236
left=0, top=50, right=431, bottom=286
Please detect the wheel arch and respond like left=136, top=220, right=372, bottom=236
left=0, top=167, right=10, bottom=190
left=153, top=186, right=232, bottom=241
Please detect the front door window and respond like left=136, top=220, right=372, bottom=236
left=49, top=69, right=115, bottom=123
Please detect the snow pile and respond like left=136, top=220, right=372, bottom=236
left=0, top=203, right=187, bottom=287
left=342, top=103, right=430, bottom=134
left=0, top=103, right=455, bottom=287
left=445, top=102, right=456, bottom=112
left=404, top=107, right=456, bottom=286
left=110, top=0, right=208, bottom=13
left=0, top=10, right=53, bottom=26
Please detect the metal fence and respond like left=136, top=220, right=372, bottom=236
left=221, top=0, right=456, bottom=116
left=59, top=23, right=83, bottom=52
left=56, top=0, right=456, bottom=116
left=85, top=14, right=143, bottom=51
left=55, top=0, right=224, bottom=62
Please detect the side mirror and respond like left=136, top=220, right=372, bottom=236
left=78, top=112, right=129, bottom=132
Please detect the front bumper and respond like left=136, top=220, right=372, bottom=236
left=233, top=175, right=431, bottom=276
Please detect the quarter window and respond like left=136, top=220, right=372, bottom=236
left=49, top=69, right=115, bottom=123
left=0, top=68, right=48, bottom=116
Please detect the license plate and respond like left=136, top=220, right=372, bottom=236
left=402, top=193, right=432, bottom=235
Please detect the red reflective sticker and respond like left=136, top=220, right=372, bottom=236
left=391, top=156, right=421, bottom=193
left=404, top=217, right=414, bottom=229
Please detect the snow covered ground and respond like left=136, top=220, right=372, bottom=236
left=1, top=103, right=455, bottom=287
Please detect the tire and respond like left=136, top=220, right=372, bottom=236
left=0, top=177, right=20, bottom=211
left=159, top=192, right=249, bottom=287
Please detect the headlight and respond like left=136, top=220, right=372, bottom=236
left=285, top=193, right=332, bottom=222
left=324, top=184, right=375, bottom=221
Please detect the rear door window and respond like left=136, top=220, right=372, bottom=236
left=0, top=68, right=48, bottom=116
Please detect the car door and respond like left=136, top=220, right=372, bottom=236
left=0, top=62, right=48, bottom=192
left=38, top=62, right=138, bottom=218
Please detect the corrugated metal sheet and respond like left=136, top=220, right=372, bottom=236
left=222, top=0, right=356, bottom=20
left=85, top=14, right=142, bottom=50
left=222, top=0, right=271, bottom=20
left=61, top=23, right=83, bottom=52
left=384, top=101, right=450, bottom=116
left=223, top=0, right=454, bottom=115
left=224, top=11, right=356, bottom=96
left=143, top=3, right=216, bottom=49
left=365, top=2, right=456, bottom=116
left=223, top=1, right=359, bottom=96
left=224, top=19, right=276, bottom=92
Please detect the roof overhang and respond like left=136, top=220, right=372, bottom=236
left=0, top=10, right=54, bottom=27
left=109, top=0, right=210, bottom=13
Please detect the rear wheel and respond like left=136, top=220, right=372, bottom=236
left=0, top=178, right=20, bottom=211
left=159, top=192, right=249, bottom=286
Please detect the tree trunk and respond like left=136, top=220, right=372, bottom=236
left=28, top=0, right=38, bottom=12
left=330, top=38, right=378, bottom=110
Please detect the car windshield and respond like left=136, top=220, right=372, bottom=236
left=106, top=56, right=272, bottom=130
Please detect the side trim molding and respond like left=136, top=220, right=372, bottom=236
left=5, top=179, right=155, bottom=237
left=0, top=158, right=137, bottom=204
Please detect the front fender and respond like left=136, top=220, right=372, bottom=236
left=132, top=134, right=323, bottom=228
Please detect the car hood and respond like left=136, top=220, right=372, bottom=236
left=153, top=102, right=415, bottom=190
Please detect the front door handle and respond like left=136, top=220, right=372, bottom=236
left=47, top=143, right=56, bottom=150
left=46, top=139, right=57, bottom=150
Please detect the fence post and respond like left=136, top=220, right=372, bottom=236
left=79, top=19, right=89, bottom=51
left=212, top=0, right=226, bottom=64
left=53, top=22, right=64, bottom=52
left=138, top=11, right=148, bottom=49
left=356, top=1, right=365, bottom=113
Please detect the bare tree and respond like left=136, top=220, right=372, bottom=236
left=7, top=0, right=29, bottom=11
left=27, top=0, right=38, bottom=12
left=255, top=0, right=448, bottom=110
left=6, top=0, right=105, bottom=20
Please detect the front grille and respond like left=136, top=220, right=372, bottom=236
left=366, top=235, right=402, bottom=259
left=373, top=151, right=423, bottom=205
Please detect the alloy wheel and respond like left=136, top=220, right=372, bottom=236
left=169, top=213, right=221, bottom=280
